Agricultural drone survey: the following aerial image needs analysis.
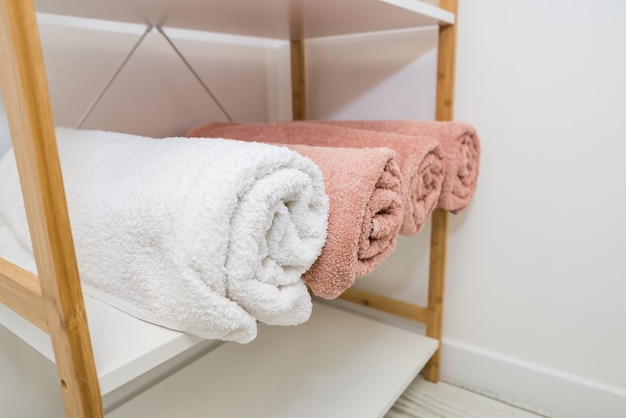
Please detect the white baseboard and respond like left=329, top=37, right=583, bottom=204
left=441, top=338, right=626, bottom=418
left=326, top=299, right=626, bottom=418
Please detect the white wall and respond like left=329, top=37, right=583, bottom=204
left=309, top=1, right=626, bottom=417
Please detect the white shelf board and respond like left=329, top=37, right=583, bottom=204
left=108, top=302, right=438, bottom=418
left=0, top=295, right=218, bottom=395
left=34, top=0, right=454, bottom=40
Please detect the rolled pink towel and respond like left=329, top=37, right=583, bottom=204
left=188, top=122, right=444, bottom=236
left=187, top=127, right=404, bottom=298
left=317, top=120, right=481, bottom=213
left=289, top=144, right=404, bottom=298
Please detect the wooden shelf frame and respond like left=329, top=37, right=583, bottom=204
left=292, top=0, right=458, bottom=384
left=0, top=0, right=458, bottom=417
left=0, top=0, right=103, bottom=416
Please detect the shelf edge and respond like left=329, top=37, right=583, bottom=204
left=380, top=0, right=455, bottom=25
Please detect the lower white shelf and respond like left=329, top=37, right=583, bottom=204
left=107, top=302, right=438, bottom=418
left=0, top=294, right=218, bottom=395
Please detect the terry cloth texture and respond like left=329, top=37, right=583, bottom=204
left=316, top=120, right=481, bottom=212
left=187, top=121, right=444, bottom=236
left=0, top=127, right=329, bottom=343
left=188, top=129, right=404, bottom=299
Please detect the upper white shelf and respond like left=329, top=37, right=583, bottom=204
left=34, top=0, right=454, bottom=40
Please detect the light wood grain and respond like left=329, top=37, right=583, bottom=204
left=339, top=288, right=428, bottom=323
left=423, top=208, right=449, bottom=382
left=290, top=39, right=307, bottom=120
left=0, top=257, right=48, bottom=332
left=434, top=0, right=457, bottom=122
left=0, top=0, right=103, bottom=416
left=423, top=0, right=457, bottom=383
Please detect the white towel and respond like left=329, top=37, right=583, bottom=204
left=0, top=128, right=328, bottom=343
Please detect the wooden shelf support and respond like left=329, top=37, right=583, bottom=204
left=290, top=39, right=307, bottom=121
left=0, top=0, right=103, bottom=416
left=0, top=257, right=48, bottom=332
left=339, top=288, right=428, bottom=323
left=423, top=0, right=458, bottom=383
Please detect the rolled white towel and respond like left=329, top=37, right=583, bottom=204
left=0, top=128, right=328, bottom=343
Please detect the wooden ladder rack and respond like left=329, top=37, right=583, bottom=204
left=0, top=0, right=458, bottom=416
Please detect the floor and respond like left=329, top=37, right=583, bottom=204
left=385, top=376, right=556, bottom=418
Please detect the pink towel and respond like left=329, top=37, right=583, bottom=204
left=188, top=122, right=444, bottom=236
left=317, top=120, right=481, bottom=213
left=291, top=144, right=403, bottom=298
left=187, top=129, right=404, bottom=299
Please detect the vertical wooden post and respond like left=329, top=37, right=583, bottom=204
left=0, top=0, right=103, bottom=416
left=423, top=208, right=448, bottom=382
left=434, top=0, right=458, bottom=122
left=423, top=0, right=458, bottom=383
left=290, top=39, right=307, bottom=120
